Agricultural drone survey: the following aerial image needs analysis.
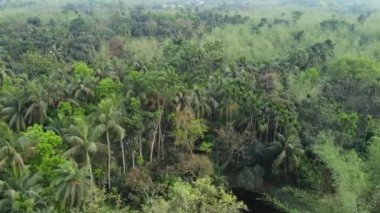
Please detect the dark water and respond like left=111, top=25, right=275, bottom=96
left=232, top=188, right=287, bottom=213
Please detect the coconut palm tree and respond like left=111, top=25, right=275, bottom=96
left=24, top=83, right=49, bottom=126
left=93, top=97, right=125, bottom=190
left=0, top=166, right=44, bottom=212
left=70, top=77, right=97, bottom=103
left=0, top=144, right=24, bottom=171
left=0, top=62, right=14, bottom=87
left=0, top=90, right=28, bottom=132
left=63, top=116, right=106, bottom=183
left=173, top=91, right=192, bottom=113
left=269, top=132, right=305, bottom=180
left=0, top=121, right=15, bottom=144
left=51, top=162, right=91, bottom=210
left=190, top=87, right=219, bottom=118
left=0, top=122, right=24, bottom=171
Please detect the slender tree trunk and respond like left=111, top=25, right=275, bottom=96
left=284, top=158, right=288, bottom=182
left=120, top=138, right=126, bottom=174
left=106, top=129, right=111, bottom=191
left=225, top=106, right=229, bottom=124
left=87, top=153, right=94, bottom=183
left=273, top=119, right=278, bottom=143
left=266, top=117, right=270, bottom=145
left=188, top=138, right=194, bottom=155
left=132, top=150, right=136, bottom=169
left=159, top=121, right=164, bottom=159
left=157, top=128, right=161, bottom=158
left=150, top=107, right=163, bottom=162
left=139, top=135, right=142, bottom=156
left=150, top=119, right=159, bottom=163
left=296, top=169, right=300, bottom=187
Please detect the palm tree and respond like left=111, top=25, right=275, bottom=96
left=269, top=133, right=304, bottom=180
left=0, top=121, right=15, bottom=144
left=173, top=91, right=192, bottom=113
left=24, top=83, right=48, bottom=126
left=70, top=77, right=96, bottom=103
left=0, top=122, right=24, bottom=171
left=51, top=162, right=91, bottom=210
left=0, top=143, right=24, bottom=171
left=190, top=87, right=218, bottom=118
left=63, top=116, right=106, bottom=183
left=93, top=97, right=125, bottom=190
left=118, top=128, right=126, bottom=174
left=39, top=76, right=66, bottom=109
left=0, top=166, right=43, bottom=213
left=0, top=90, right=28, bottom=132
left=0, top=62, right=14, bottom=87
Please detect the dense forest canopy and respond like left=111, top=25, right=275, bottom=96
left=0, top=0, right=380, bottom=212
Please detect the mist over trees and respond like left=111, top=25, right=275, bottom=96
left=0, top=0, right=380, bottom=212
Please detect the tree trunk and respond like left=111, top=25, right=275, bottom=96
left=132, top=150, right=136, bottom=169
left=296, top=169, right=300, bottom=187
left=150, top=119, right=159, bottom=163
left=157, top=128, right=160, bottom=158
left=273, top=119, right=278, bottom=143
left=266, top=117, right=270, bottom=144
left=159, top=121, right=164, bottom=159
left=284, top=158, right=288, bottom=182
left=150, top=101, right=165, bottom=162
left=87, top=153, right=94, bottom=183
left=106, top=129, right=111, bottom=191
left=120, top=138, right=126, bottom=174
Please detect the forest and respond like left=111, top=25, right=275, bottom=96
left=0, top=0, right=380, bottom=212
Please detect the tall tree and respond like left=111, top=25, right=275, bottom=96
left=269, top=130, right=304, bottom=181
left=93, top=97, right=125, bottom=190
left=63, top=116, right=106, bottom=183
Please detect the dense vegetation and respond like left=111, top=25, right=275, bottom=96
left=1, top=0, right=380, bottom=212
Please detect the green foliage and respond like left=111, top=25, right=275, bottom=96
left=338, top=112, right=358, bottom=137
left=174, top=111, right=208, bottom=153
left=175, top=154, right=214, bottom=179
left=136, top=155, right=144, bottom=166
left=292, top=11, right=304, bottom=23
left=287, top=68, right=321, bottom=103
left=329, top=58, right=380, bottom=80
left=313, top=135, right=370, bottom=213
left=320, top=19, right=352, bottom=32
left=198, top=141, right=213, bottom=153
left=0, top=166, right=43, bottom=213
left=51, top=161, right=92, bottom=210
left=95, top=78, right=121, bottom=98
left=1, top=1, right=380, bottom=212
left=326, top=58, right=380, bottom=117
left=270, top=133, right=305, bottom=177
left=145, top=177, right=246, bottom=213
left=21, top=124, right=65, bottom=178
left=73, top=62, right=95, bottom=79
left=18, top=52, right=60, bottom=78
left=367, top=136, right=380, bottom=185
